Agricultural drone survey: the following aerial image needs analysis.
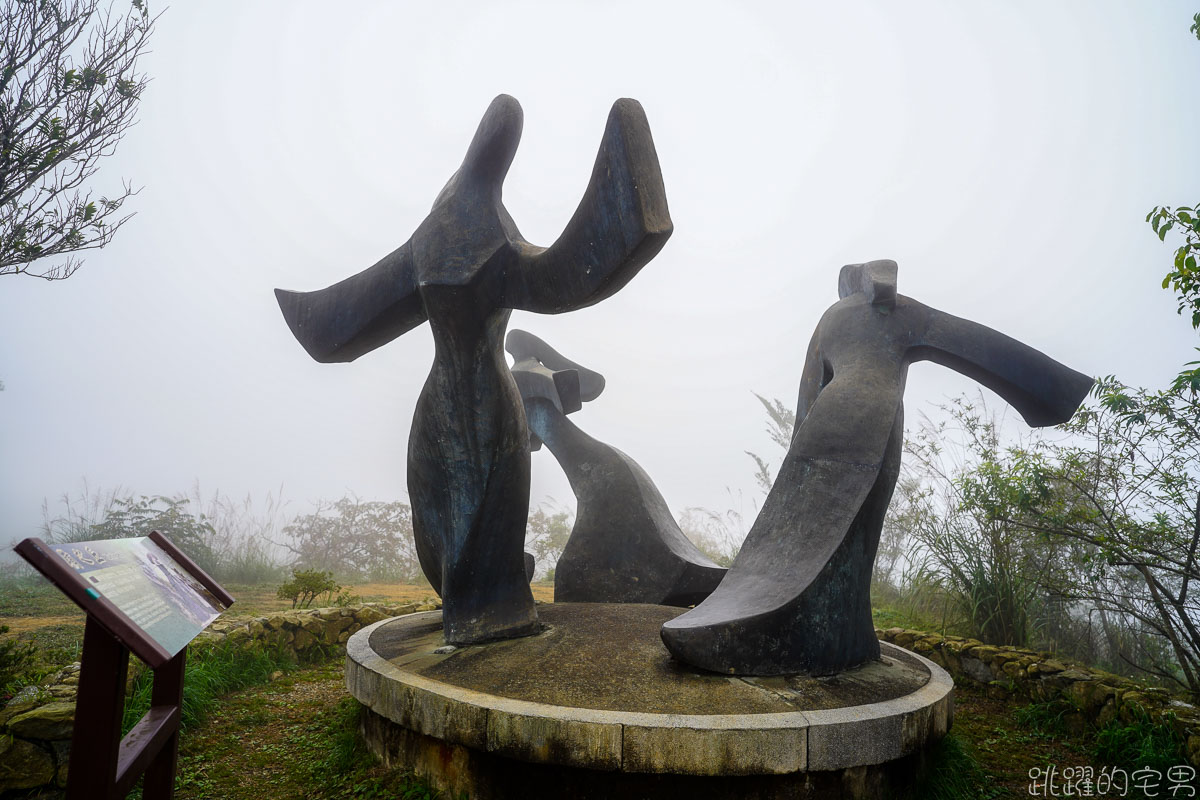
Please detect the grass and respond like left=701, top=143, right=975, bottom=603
left=1012, top=695, right=1188, bottom=777
left=1, top=623, right=84, bottom=699
left=942, top=682, right=1093, bottom=797
left=872, top=604, right=952, bottom=634
left=309, top=698, right=446, bottom=800
left=121, top=639, right=304, bottom=734
left=0, top=573, right=79, bottom=618
left=1092, top=708, right=1187, bottom=777
left=171, top=659, right=445, bottom=800
left=871, top=592, right=970, bottom=638
left=917, top=734, right=1003, bottom=800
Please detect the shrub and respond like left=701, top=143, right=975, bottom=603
left=276, top=569, right=340, bottom=609
left=86, top=495, right=219, bottom=575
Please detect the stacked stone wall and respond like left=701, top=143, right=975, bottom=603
left=877, top=627, right=1200, bottom=767
left=0, top=601, right=437, bottom=797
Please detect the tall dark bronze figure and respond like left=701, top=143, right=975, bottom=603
left=275, top=96, right=672, bottom=644
left=507, top=330, right=727, bottom=606
left=661, top=260, right=1093, bottom=675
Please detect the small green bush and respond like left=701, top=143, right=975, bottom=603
left=276, top=568, right=340, bottom=609
left=333, top=588, right=362, bottom=607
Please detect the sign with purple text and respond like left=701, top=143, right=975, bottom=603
left=51, top=538, right=227, bottom=657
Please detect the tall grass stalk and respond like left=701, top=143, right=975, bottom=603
left=1093, top=707, right=1186, bottom=776
left=192, top=485, right=290, bottom=584
left=34, top=481, right=291, bottom=585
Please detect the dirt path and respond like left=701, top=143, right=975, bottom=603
left=2, top=614, right=84, bottom=635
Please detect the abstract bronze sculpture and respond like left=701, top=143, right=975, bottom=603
left=661, top=260, right=1093, bottom=676
left=276, top=96, right=671, bottom=644
left=507, top=330, right=727, bottom=606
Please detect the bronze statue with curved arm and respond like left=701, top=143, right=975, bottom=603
left=661, top=260, right=1093, bottom=675
left=275, top=95, right=672, bottom=644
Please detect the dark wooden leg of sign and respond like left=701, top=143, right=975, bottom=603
left=67, top=617, right=130, bottom=800
left=141, top=648, right=186, bottom=800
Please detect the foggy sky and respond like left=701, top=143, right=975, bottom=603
left=3, top=1, right=1198, bottom=553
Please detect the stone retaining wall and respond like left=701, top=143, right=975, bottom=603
left=0, top=601, right=437, bottom=797
left=876, top=627, right=1200, bottom=767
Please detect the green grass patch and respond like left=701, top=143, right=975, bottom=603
left=1012, top=697, right=1080, bottom=737
left=122, top=641, right=300, bottom=734
left=917, top=733, right=1004, bottom=799
left=169, top=660, right=449, bottom=800
left=1093, top=708, right=1186, bottom=777
left=0, top=574, right=78, bottom=617
left=1013, top=697, right=1187, bottom=772
left=304, top=698, right=446, bottom=799
left=1, top=623, right=84, bottom=699
left=1006, top=697, right=1187, bottom=798
left=872, top=601, right=967, bottom=637
left=0, top=624, right=39, bottom=696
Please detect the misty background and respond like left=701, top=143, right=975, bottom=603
left=2, top=0, right=1198, bottom=557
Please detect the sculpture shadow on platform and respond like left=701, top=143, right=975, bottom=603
left=275, top=95, right=672, bottom=644
left=507, top=330, right=727, bottom=607
left=661, top=260, right=1095, bottom=676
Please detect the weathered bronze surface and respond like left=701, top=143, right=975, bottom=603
left=662, top=260, right=1094, bottom=675
left=276, top=96, right=671, bottom=643
left=508, top=330, right=725, bottom=606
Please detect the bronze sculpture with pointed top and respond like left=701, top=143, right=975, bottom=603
left=275, top=96, right=672, bottom=644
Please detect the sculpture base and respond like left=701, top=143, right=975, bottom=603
left=345, top=604, right=953, bottom=800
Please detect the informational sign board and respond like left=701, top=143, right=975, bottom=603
left=16, top=533, right=230, bottom=667
left=50, top=537, right=226, bottom=656
left=15, top=531, right=234, bottom=800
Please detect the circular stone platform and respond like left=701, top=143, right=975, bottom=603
left=346, top=604, right=953, bottom=799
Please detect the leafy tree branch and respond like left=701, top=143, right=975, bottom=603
left=1, top=0, right=157, bottom=279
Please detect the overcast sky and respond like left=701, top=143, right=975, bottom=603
left=3, top=1, right=1198, bottom=554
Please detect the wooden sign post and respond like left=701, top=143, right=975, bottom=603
left=15, top=531, right=234, bottom=800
